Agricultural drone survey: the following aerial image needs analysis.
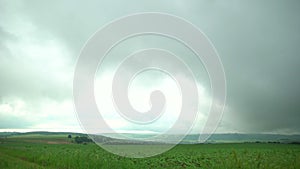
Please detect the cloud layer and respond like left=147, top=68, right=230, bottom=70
left=0, top=0, right=299, bottom=134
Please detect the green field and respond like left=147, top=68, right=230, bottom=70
left=0, top=135, right=299, bottom=169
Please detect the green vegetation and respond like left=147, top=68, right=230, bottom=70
left=0, top=134, right=299, bottom=169
left=74, top=136, right=93, bottom=144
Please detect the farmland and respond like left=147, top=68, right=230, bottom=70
left=0, top=134, right=299, bottom=169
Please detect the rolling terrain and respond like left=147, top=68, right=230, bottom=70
left=0, top=132, right=299, bottom=168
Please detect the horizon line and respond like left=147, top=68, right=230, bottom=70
left=0, top=129, right=299, bottom=135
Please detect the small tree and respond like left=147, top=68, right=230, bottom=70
left=68, top=134, right=72, bottom=139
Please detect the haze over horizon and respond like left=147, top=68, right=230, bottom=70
left=1, top=0, right=300, bottom=135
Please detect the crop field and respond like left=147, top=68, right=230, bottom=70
left=0, top=135, right=299, bottom=169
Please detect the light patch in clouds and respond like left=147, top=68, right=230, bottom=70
left=94, top=69, right=212, bottom=134
left=0, top=97, right=79, bottom=130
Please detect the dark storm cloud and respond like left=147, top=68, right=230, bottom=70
left=209, top=1, right=300, bottom=133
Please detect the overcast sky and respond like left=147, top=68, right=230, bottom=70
left=0, top=0, right=300, bottom=134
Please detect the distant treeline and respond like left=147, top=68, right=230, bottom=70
left=73, top=136, right=93, bottom=144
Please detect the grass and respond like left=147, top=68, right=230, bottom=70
left=0, top=136, right=299, bottom=169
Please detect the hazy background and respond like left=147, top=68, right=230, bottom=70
left=0, top=0, right=299, bottom=134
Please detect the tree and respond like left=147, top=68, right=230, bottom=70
left=74, top=136, right=93, bottom=144
left=68, top=134, right=72, bottom=139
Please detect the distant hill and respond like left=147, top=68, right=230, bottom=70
left=1, top=132, right=300, bottom=144
left=99, top=133, right=300, bottom=144
left=0, top=132, right=19, bottom=137
left=184, top=133, right=300, bottom=144
left=0, top=131, right=85, bottom=137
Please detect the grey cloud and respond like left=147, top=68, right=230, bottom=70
left=0, top=40, right=72, bottom=101
left=0, top=114, right=31, bottom=128
left=0, top=0, right=299, bottom=134
left=210, top=0, right=300, bottom=133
